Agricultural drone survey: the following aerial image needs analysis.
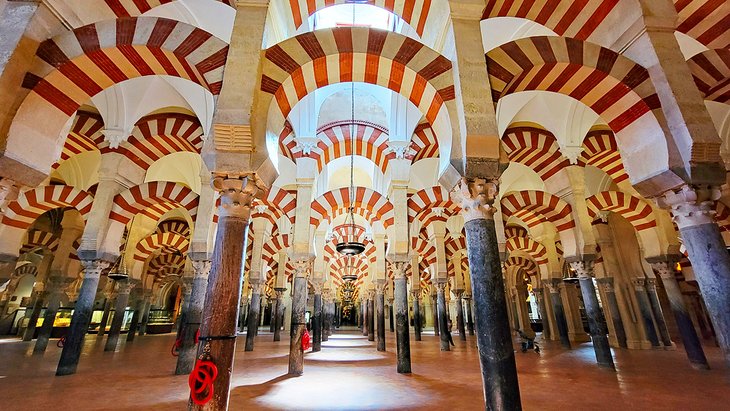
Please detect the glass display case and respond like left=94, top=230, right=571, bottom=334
left=146, top=309, right=174, bottom=334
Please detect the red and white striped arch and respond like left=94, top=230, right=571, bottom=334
left=500, top=190, right=575, bottom=232
left=156, top=219, right=191, bottom=237
left=505, top=255, right=539, bottom=277
left=2, top=185, right=94, bottom=229
left=263, top=187, right=298, bottom=223
left=115, top=113, right=204, bottom=170
left=103, top=0, right=235, bottom=18
left=687, top=49, right=730, bottom=104
left=310, top=187, right=394, bottom=228
left=146, top=252, right=185, bottom=277
left=410, top=122, right=440, bottom=162
left=261, top=233, right=292, bottom=265
left=585, top=191, right=657, bottom=232
left=487, top=36, right=661, bottom=134
left=481, top=0, right=624, bottom=42
left=504, top=225, right=528, bottom=239
left=110, top=181, right=199, bottom=225
left=134, top=232, right=189, bottom=262
left=261, top=28, right=454, bottom=131
left=407, top=186, right=460, bottom=223
left=505, top=236, right=547, bottom=265
left=19, top=230, right=59, bottom=255
left=52, top=112, right=105, bottom=169
left=578, top=129, right=629, bottom=185
left=675, top=0, right=730, bottom=49
left=411, top=236, right=436, bottom=267
left=287, top=0, right=434, bottom=37
left=502, top=126, right=569, bottom=181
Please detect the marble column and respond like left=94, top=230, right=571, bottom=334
left=362, top=298, right=368, bottom=336
left=431, top=293, right=439, bottom=336
left=548, top=279, right=571, bottom=349
left=452, top=178, right=521, bottom=409
left=533, top=288, right=550, bottom=340
left=104, top=279, right=134, bottom=352
left=22, top=290, right=45, bottom=341
left=273, top=289, right=285, bottom=342
left=661, top=186, right=730, bottom=366
left=33, top=277, right=68, bottom=353
left=175, top=261, right=210, bottom=375
left=126, top=297, right=144, bottom=343
left=645, top=278, right=673, bottom=348
left=596, top=278, right=628, bottom=349
left=650, top=260, right=708, bottom=369
left=367, top=292, right=375, bottom=342
left=571, top=261, right=614, bottom=369
left=514, top=285, right=534, bottom=339
left=376, top=283, right=386, bottom=351
left=97, top=295, right=113, bottom=338
left=138, top=295, right=152, bottom=336
left=465, top=295, right=475, bottom=335
left=245, top=282, right=262, bottom=352
left=392, top=260, right=411, bottom=373
left=288, top=257, right=310, bottom=375
left=388, top=298, right=394, bottom=332
left=455, top=290, right=466, bottom=342
left=412, top=290, right=422, bottom=341
left=311, top=282, right=322, bottom=352
left=189, top=174, right=261, bottom=411
left=633, top=278, right=661, bottom=347
left=436, top=282, right=450, bottom=351
left=322, top=292, right=331, bottom=342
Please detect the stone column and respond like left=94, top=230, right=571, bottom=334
left=436, top=282, right=450, bottom=351
left=645, top=278, right=673, bottom=348
left=376, top=282, right=386, bottom=351
left=361, top=298, right=367, bottom=335
left=190, top=174, right=261, bottom=411
left=650, top=260, right=708, bottom=369
left=288, top=257, right=310, bottom=375
left=431, top=292, right=439, bottom=336
left=514, top=284, right=534, bottom=338
left=97, top=294, right=113, bottom=338
left=322, top=291, right=331, bottom=342
left=455, top=290, right=466, bottom=342
left=311, top=281, right=323, bottom=352
left=547, top=280, right=571, bottom=349
left=176, top=261, right=211, bottom=375
left=465, top=294, right=475, bottom=336
left=138, top=294, right=152, bottom=336
left=57, top=260, right=109, bottom=375
left=632, top=278, right=661, bottom=347
left=533, top=288, right=550, bottom=340
left=125, top=297, right=144, bottom=343
left=21, top=290, right=45, bottom=341
left=244, top=282, right=262, bottom=352
left=596, top=278, right=628, bottom=348
left=388, top=297, right=394, bottom=332
left=33, top=277, right=69, bottom=353
left=452, top=178, right=521, bottom=409
left=571, top=261, right=615, bottom=369
left=104, top=279, right=134, bottom=352
left=391, top=260, right=411, bottom=373
left=273, top=289, right=285, bottom=342
left=412, top=290, right=422, bottom=341
left=367, top=291, right=375, bottom=342
left=661, top=186, right=730, bottom=365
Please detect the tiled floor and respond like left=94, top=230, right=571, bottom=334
left=0, top=329, right=728, bottom=410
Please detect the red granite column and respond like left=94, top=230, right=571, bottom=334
left=288, top=256, right=312, bottom=375
left=189, top=173, right=264, bottom=411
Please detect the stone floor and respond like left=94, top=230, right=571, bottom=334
left=0, top=328, right=728, bottom=410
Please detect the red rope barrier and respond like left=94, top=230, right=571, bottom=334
left=188, top=359, right=218, bottom=405
left=171, top=338, right=182, bottom=357
left=57, top=336, right=66, bottom=348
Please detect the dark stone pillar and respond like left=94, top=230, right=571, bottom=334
left=436, top=282, right=450, bottom=351
left=367, top=294, right=375, bottom=342
left=533, top=288, right=550, bottom=340
left=465, top=296, right=475, bottom=335
left=596, top=278, right=628, bottom=348
left=651, top=260, right=709, bottom=369
left=312, top=287, right=322, bottom=352
left=633, top=278, right=661, bottom=347
left=125, top=298, right=143, bottom=343
left=458, top=178, right=521, bottom=410
left=104, top=280, right=134, bottom=352
left=97, top=297, right=112, bottom=338
left=138, top=298, right=151, bottom=336
left=22, top=291, right=45, bottom=341
left=665, top=189, right=730, bottom=366
left=389, top=300, right=394, bottom=332
left=376, top=286, right=385, bottom=351
left=456, top=291, right=466, bottom=341
left=189, top=175, right=259, bottom=411
left=362, top=298, right=368, bottom=336
left=288, top=264, right=308, bottom=375
left=392, top=261, right=411, bottom=373
left=245, top=283, right=262, bottom=352
left=57, top=260, right=109, bottom=376
left=273, top=289, right=285, bottom=342
left=412, top=292, right=422, bottom=341
left=646, top=278, right=673, bottom=347
left=431, top=293, right=439, bottom=336
left=176, top=263, right=210, bottom=375
left=34, top=279, right=67, bottom=353
left=322, top=295, right=330, bottom=342
left=548, top=280, right=571, bottom=349
left=571, top=261, right=615, bottom=369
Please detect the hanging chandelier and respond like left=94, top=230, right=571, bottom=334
left=335, top=78, right=365, bottom=257
left=341, top=256, right=358, bottom=282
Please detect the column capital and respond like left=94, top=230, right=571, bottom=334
left=546, top=278, right=561, bottom=293
left=450, top=177, right=499, bottom=222
left=657, top=185, right=721, bottom=229
left=191, top=260, right=212, bottom=280
left=211, top=172, right=267, bottom=219
left=388, top=259, right=409, bottom=279
left=648, top=260, right=675, bottom=279
left=375, top=281, right=386, bottom=294
left=250, top=282, right=263, bottom=294
left=116, top=279, right=137, bottom=295
left=569, top=260, right=595, bottom=279
left=632, top=277, right=646, bottom=291
left=80, top=260, right=110, bottom=279
left=291, top=255, right=313, bottom=278
left=436, top=282, right=448, bottom=292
